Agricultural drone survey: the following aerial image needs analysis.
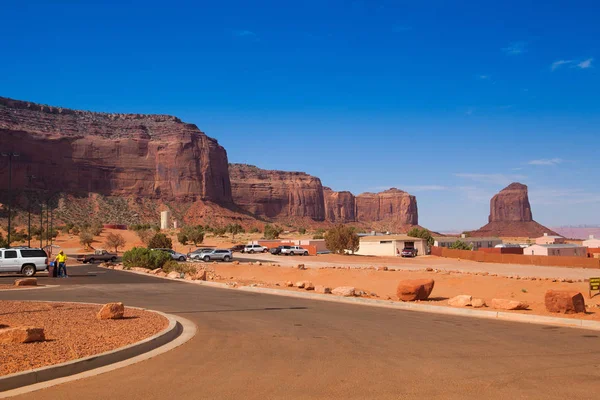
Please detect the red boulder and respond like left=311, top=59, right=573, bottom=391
left=545, top=290, right=586, bottom=314
left=396, top=279, right=435, bottom=301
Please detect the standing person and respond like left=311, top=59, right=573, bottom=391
left=55, top=250, right=68, bottom=278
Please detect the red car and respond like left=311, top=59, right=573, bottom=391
left=400, top=248, right=418, bottom=257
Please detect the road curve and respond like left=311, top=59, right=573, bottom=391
left=1, top=265, right=600, bottom=400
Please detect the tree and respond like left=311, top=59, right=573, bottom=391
left=264, top=224, right=283, bottom=240
left=249, top=227, right=260, bottom=234
left=212, top=226, right=227, bottom=237
left=449, top=240, right=473, bottom=250
left=324, top=225, right=360, bottom=254
left=105, top=232, right=126, bottom=253
left=0, top=233, right=7, bottom=248
left=226, top=223, right=244, bottom=240
left=407, top=227, right=435, bottom=247
left=298, top=227, right=307, bottom=235
left=179, top=225, right=204, bottom=246
left=313, top=228, right=325, bottom=240
left=177, top=231, right=189, bottom=246
left=148, top=233, right=173, bottom=249
left=136, top=228, right=153, bottom=245
left=79, top=230, right=94, bottom=249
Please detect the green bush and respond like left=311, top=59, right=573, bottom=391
left=162, top=260, right=197, bottom=275
left=148, top=233, right=173, bottom=249
left=449, top=240, right=473, bottom=250
left=226, top=223, right=244, bottom=239
left=312, top=234, right=324, bottom=239
left=123, top=247, right=172, bottom=270
left=249, top=227, right=260, bottom=234
left=264, top=224, right=283, bottom=240
left=324, top=225, right=359, bottom=254
left=180, top=225, right=204, bottom=246
left=298, top=227, right=307, bottom=235
left=407, top=227, right=435, bottom=247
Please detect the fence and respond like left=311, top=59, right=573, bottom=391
left=478, top=247, right=524, bottom=255
left=430, top=246, right=600, bottom=269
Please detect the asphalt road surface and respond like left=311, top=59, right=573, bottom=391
left=1, top=265, right=600, bottom=400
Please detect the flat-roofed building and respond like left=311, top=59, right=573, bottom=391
left=524, top=244, right=587, bottom=257
left=356, top=235, right=427, bottom=257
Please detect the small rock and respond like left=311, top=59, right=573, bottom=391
left=285, top=281, right=294, bottom=287
left=0, top=327, right=45, bottom=344
left=114, top=265, right=124, bottom=270
left=193, top=270, right=207, bottom=281
left=294, top=281, right=305, bottom=288
left=233, top=261, right=240, bottom=265
left=471, top=298, right=486, bottom=308
left=425, top=267, right=433, bottom=272
left=14, top=278, right=37, bottom=287
left=304, top=282, right=315, bottom=291
left=315, top=285, right=332, bottom=294
left=157, top=271, right=167, bottom=277
left=167, top=271, right=181, bottom=279
left=255, top=262, right=262, bottom=266
left=491, top=298, right=529, bottom=311
left=332, top=286, right=355, bottom=297
left=296, top=264, right=306, bottom=270
left=448, top=295, right=472, bottom=307
left=97, top=302, right=125, bottom=320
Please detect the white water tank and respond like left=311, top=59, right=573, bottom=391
left=160, top=210, right=171, bottom=230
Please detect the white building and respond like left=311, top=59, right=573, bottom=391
left=583, top=235, right=600, bottom=249
left=356, top=235, right=428, bottom=257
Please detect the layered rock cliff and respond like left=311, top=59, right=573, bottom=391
left=470, top=182, right=557, bottom=237
left=229, top=163, right=326, bottom=220
left=229, top=164, right=419, bottom=227
left=0, top=97, right=232, bottom=203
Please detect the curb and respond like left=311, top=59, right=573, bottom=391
left=107, top=267, right=600, bottom=332
left=0, top=285, right=58, bottom=292
left=0, top=303, right=194, bottom=395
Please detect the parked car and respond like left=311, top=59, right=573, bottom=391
left=270, top=246, right=287, bottom=255
left=401, top=248, right=418, bottom=257
left=0, top=247, right=48, bottom=277
left=281, top=246, right=309, bottom=256
left=242, top=244, right=268, bottom=254
left=152, top=248, right=187, bottom=261
left=187, top=248, right=214, bottom=260
left=200, top=249, right=232, bottom=262
left=230, top=244, right=246, bottom=253
left=77, top=249, right=118, bottom=264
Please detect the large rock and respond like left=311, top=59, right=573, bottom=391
left=0, top=327, right=45, bottom=344
left=315, top=285, right=332, bottom=294
left=97, top=302, right=125, bottom=320
left=448, top=295, right=472, bottom=307
left=469, top=183, right=558, bottom=237
left=396, top=279, right=435, bottom=301
left=0, top=96, right=232, bottom=203
left=323, top=187, right=356, bottom=223
left=545, top=290, right=586, bottom=314
left=491, top=298, right=529, bottom=311
left=14, top=278, right=37, bottom=287
left=471, top=298, right=486, bottom=308
left=167, top=271, right=181, bottom=279
left=355, top=189, right=419, bottom=227
left=332, top=286, right=356, bottom=297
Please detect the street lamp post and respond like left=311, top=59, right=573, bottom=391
left=26, top=175, right=36, bottom=248
left=40, top=202, right=44, bottom=248
left=1, top=152, right=20, bottom=248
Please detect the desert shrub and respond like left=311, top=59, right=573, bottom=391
left=122, top=247, right=171, bottom=270
left=312, top=233, right=324, bottom=239
left=105, top=232, right=126, bottom=252
left=136, top=228, right=153, bottom=245
left=79, top=230, right=94, bottom=249
left=449, top=240, right=473, bottom=250
left=177, top=231, right=189, bottom=245
left=71, top=226, right=81, bottom=235
left=249, top=227, right=260, bottom=234
left=90, top=223, right=103, bottom=236
left=264, top=224, right=283, bottom=240
left=148, top=233, right=173, bottom=249
left=162, top=260, right=197, bottom=275
left=0, top=233, right=7, bottom=248
left=212, top=226, right=227, bottom=237
left=407, top=227, right=435, bottom=247
left=180, top=225, right=204, bottom=246
left=298, top=227, right=307, bottom=235
left=226, top=223, right=244, bottom=240
left=324, top=225, right=359, bottom=254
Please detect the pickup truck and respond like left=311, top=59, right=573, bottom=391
left=77, top=250, right=118, bottom=264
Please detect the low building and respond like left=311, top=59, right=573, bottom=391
left=524, top=244, right=587, bottom=257
left=583, top=235, right=600, bottom=249
left=433, top=235, right=502, bottom=251
left=535, top=233, right=565, bottom=245
left=356, top=235, right=427, bottom=257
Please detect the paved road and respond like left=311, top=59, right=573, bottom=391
left=1, top=265, right=600, bottom=399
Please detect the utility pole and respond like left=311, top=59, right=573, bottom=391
left=26, top=175, right=36, bottom=248
left=46, top=197, right=50, bottom=247
left=40, top=203, right=43, bottom=248
left=1, top=152, right=19, bottom=248
left=50, top=198, right=54, bottom=246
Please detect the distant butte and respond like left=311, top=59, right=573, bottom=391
left=469, top=182, right=558, bottom=237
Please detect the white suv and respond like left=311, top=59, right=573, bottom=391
left=281, top=246, right=309, bottom=256
left=0, top=247, right=48, bottom=277
left=242, top=244, right=268, bottom=254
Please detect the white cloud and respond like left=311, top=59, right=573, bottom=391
left=551, top=60, right=574, bottom=70
left=454, top=173, right=527, bottom=186
left=530, top=188, right=600, bottom=205
left=457, top=186, right=495, bottom=203
left=577, top=58, right=593, bottom=69
left=527, top=158, right=563, bottom=166
left=405, top=185, right=449, bottom=192
left=502, top=41, right=526, bottom=55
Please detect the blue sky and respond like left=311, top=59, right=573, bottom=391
left=2, top=0, right=599, bottom=230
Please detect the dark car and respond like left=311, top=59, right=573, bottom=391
left=401, top=248, right=418, bottom=257
left=270, top=246, right=283, bottom=255
left=230, top=244, right=246, bottom=253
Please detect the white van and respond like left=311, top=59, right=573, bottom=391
left=0, top=248, right=48, bottom=277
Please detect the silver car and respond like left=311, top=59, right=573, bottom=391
left=152, top=248, right=187, bottom=261
left=200, top=249, right=232, bottom=262
left=187, top=248, right=214, bottom=260
left=0, top=247, right=48, bottom=277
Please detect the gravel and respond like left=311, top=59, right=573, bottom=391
left=0, top=301, right=168, bottom=376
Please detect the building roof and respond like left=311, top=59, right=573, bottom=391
left=359, top=235, right=426, bottom=243
left=538, top=235, right=563, bottom=239
left=529, top=244, right=586, bottom=249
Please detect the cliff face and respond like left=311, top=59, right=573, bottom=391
left=0, top=97, right=232, bottom=203
left=470, top=182, right=557, bottom=237
left=228, top=163, right=326, bottom=220
left=489, top=182, right=533, bottom=222
left=323, top=187, right=356, bottom=223
left=355, top=189, right=419, bottom=226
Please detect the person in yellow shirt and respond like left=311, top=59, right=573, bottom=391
left=55, top=250, right=68, bottom=278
